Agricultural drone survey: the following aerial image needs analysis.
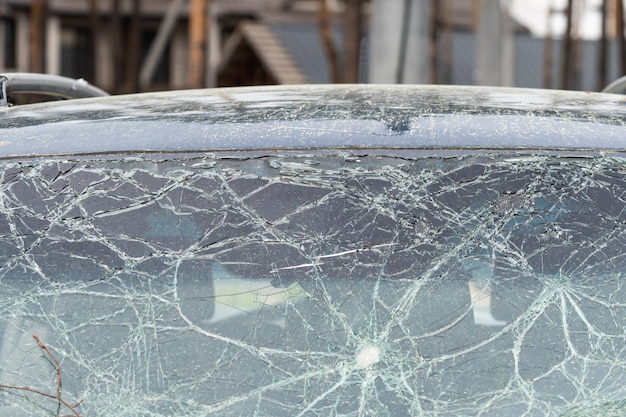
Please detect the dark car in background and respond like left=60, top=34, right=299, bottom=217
left=1, top=82, right=626, bottom=416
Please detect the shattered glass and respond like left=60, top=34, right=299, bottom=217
left=1, top=150, right=626, bottom=416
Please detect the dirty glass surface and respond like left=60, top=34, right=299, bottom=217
left=3, top=85, right=626, bottom=157
left=0, top=150, right=626, bottom=416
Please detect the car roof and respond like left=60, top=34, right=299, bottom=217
left=1, top=84, right=626, bottom=158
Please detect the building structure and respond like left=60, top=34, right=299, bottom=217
left=0, top=0, right=622, bottom=93
left=0, top=0, right=327, bottom=93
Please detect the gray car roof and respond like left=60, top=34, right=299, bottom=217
left=1, top=84, right=626, bottom=158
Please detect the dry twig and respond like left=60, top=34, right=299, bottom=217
left=0, top=334, right=83, bottom=417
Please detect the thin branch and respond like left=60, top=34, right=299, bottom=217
left=0, top=334, right=83, bottom=417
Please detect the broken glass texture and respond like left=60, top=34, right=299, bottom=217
left=1, top=150, right=626, bottom=417
left=3, top=85, right=626, bottom=157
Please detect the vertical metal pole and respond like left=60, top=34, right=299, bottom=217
left=429, top=0, right=439, bottom=84
left=188, top=0, right=208, bottom=88
left=343, top=0, right=362, bottom=83
left=396, top=0, right=412, bottom=83
left=124, top=0, right=141, bottom=92
left=571, top=0, right=583, bottom=90
left=561, top=0, right=574, bottom=90
left=110, top=0, right=123, bottom=92
left=89, top=0, right=100, bottom=83
left=29, top=0, right=46, bottom=73
left=45, top=14, right=60, bottom=75
left=440, top=0, right=452, bottom=84
left=207, top=0, right=220, bottom=88
left=543, top=4, right=554, bottom=89
left=204, top=0, right=212, bottom=87
left=599, top=0, right=608, bottom=90
left=500, top=0, right=514, bottom=87
left=319, top=0, right=340, bottom=83
left=475, top=0, right=508, bottom=86
left=618, top=0, right=626, bottom=75
left=369, top=0, right=429, bottom=84
left=0, top=0, right=6, bottom=71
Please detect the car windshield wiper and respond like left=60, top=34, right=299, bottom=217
left=0, top=73, right=108, bottom=107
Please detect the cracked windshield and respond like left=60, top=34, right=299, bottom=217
left=1, top=150, right=625, bottom=416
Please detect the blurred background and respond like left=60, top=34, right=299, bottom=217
left=0, top=0, right=623, bottom=94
